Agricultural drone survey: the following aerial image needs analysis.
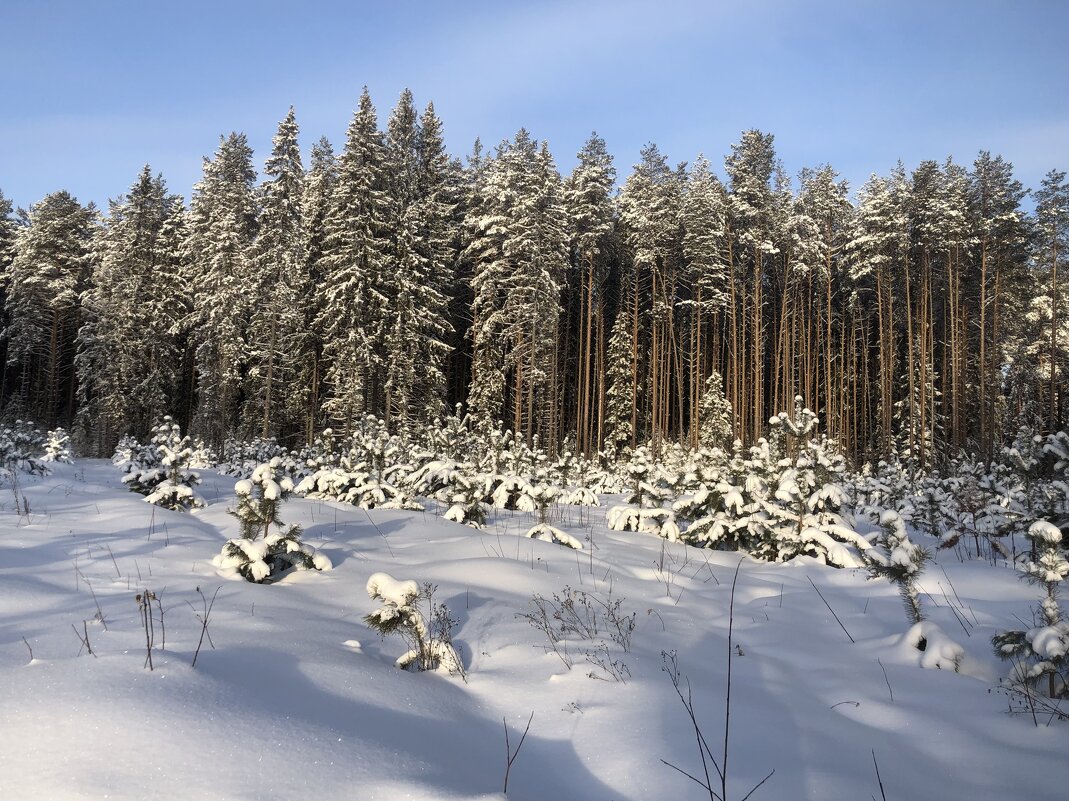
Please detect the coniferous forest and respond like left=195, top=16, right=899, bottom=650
left=0, top=87, right=1066, bottom=468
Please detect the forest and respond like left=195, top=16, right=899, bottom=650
left=4, top=81, right=1069, bottom=800
left=0, top=87, right=1065, bottom=468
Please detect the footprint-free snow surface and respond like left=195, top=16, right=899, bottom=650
left=1, top=461, right=1065, bottom=800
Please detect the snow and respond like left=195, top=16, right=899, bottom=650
left=367, top=572, right=420, bottom=606
left=1, top=460, right=1067, bottom=800
left=1029, top=520, right=1062, bottom=544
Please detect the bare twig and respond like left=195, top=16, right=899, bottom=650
left=502, top=712, right=534, bottom=795
left=21, top=637, right=33, bottom=663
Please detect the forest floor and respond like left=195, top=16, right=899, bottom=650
left=0, top=461, right=1066, bottom=800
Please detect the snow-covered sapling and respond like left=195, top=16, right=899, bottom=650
left=607, top=448, right=681, bottom=541
left=865, top=511, right=962, bottom=670
left=42, top=428, right=73, bottom=463
left=214, top=458, right=332, bottom=582
left=523, top=472, right=583, bottom=549
left=121, top=418, right=203, bottom=509
left=364, top=573, right=463, bottom=676
left=864, top=510, right=929, bottom=625
left=143, top=421, right=205, bottom=511
left=993, top=520, right=1069, bottom=699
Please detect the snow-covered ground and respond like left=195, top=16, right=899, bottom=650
left=1, top=461, right=1065, bottom=801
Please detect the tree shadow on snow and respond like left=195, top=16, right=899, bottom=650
left=196, top=644, right=620, bottom=800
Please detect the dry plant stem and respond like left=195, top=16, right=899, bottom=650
left=72, top=621, right=96, bottom=658
left=877, top=658, right=894, bottom=703
left=807, top=576, right=855, bottom=643
left=502, top=712, right=534, bottom=795
left=154, top=592, right=166, bottom=650
left=22, top=637, right=33, bottom=662
left=363, top=508, right=394, bottom=557
left=137, top=590, right=155, bottom=670
left=105, top=544, right=121, bottom=579
left=661, top=560, right=774, bottom=801
left=871, top=749, right=887, bottom=801
left=189, top=586, right=220, bottom=668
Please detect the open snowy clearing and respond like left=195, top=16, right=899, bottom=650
left=1, top=461, right=1065, bottom=801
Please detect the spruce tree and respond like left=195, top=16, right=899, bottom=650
left=410, top=101, right=456, bottom=426
left=298, top=136, right=337, bottom=440
left=603, top=307, right=636, bottom=458
left=184, top=133, right=258, bottom=448
left=4, top=191, right=95, bottom=425
left=381, top=91, right=454, bottom=431
left=76, top=167, right=186, bottom=451
left=317, top=88, right=391, bottom=431
left=243, top=108, right=307, bottom=441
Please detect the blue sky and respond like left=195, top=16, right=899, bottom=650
left=1, top=0, right=1066, bottom=210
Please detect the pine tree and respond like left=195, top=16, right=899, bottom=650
left=184, top=133, right=258, bottom=448
left=680, top=155, right=729, bottom=445
left=1034, top=170, right=1069, bottom=431
left=467, top=131, right=568, bottom=444
left=618, top=143, right=684, bottom=452
left=216, top=457, right=332, bottom=582
left=968, top=152, right=1029, bottom=456
left=4, top=191, right=95, bottom=425
left=0, top=190, right=21, bottom=408
left=724, top=130, right=789, bottom=446
left=847, top=172, right=909, bottom=455
left=243, top=108, right=307, bottom=441
left=993, top=520, right=1069, bottom=699
left=563, top=133, right=616, bottom=456
left=792, top=165, right=852, bottom=443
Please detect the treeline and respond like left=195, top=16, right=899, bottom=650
left=0, top=88, right=1066, bottom=464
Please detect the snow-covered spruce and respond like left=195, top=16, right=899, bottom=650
left=0, top=420, right=49, bottom=475
left=297, top=466, right=421, bottom=510
left=606, top=505, right=682, bottom=542
left=214, top=458, right=331, bottom=582
left=522, top=475, right=583, bottom=549
left=992, top=520, right=1069, bottom=698
left=863, top=510, right=929, bottom=624
left=120, top=417, right=204, bottom=510
left=607, top=446, right=681, bottom=540
left=759, top=398, right=871, bottom=568
left=364, top=572, right=463, bottom=676
left=899, top=621, right=965, bottom=672
left=407, top=458, right=486, bottom=528
left=42, top=428, right=73, bottom=463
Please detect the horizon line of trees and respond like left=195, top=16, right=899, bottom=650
left=0, top=87, right=1066, bottom=467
